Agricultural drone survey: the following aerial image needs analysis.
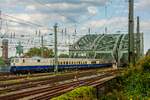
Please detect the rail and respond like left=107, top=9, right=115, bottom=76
left=0, top=70, right=117, bottom=100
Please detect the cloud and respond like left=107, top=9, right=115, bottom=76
left=25, top=5, right=36, bottom=11
left=87, top=6, right=98, bottom=15
left=141, top=20, right=150, bottom=32
left=82, top=17, right=127, bottom=33
left=135, top=0, right=150, bottom=11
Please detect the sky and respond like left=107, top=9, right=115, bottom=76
left=0, top=0, right=150, bottom=56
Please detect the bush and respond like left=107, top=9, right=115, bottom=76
left=100, top=56, right=150, bottom=100
left=51, top=86, right=96, bottom=100
left=136, top=56, right=150, bottom=72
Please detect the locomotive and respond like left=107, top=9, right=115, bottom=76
left=10, top=57, right=112, bottom=73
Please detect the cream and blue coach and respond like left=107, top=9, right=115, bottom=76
left=10, top=57, right=112, bottom=73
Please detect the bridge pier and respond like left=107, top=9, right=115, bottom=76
left=95, top=78, right=117, bottom=99
left=112, top=63, right=118, bottom=69
left=96, top=85, right=106, bottom=99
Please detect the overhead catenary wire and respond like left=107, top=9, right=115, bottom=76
left=0, top=10, right=2, bottom=32
left=2, top=13, right=55, bottom=31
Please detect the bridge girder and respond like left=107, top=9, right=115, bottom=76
left=69, top=33, right=143, bottom=65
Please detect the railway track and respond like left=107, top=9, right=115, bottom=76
left=0, top=70, right=95, bottom=86
left=0, top=72, right=53, bottom=81
left=0, top=68, right=113, bottom=81
left=0, top=69, right=96, bottom=81
left=0, top=71, right=117, bottom=100
left=0, top=68, right=114, bottom=88
left=28, top=73, right=115, bottom=100
left=0, top=69, right=103, bottom=94
left=0, top=72, right=12, bottom=76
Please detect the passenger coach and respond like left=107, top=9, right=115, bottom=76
left=10, top=57, right=112, bottom=73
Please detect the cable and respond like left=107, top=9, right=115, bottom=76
left=2, top=13, right=55, bottom=31
left=0, top=10, right=2, bottom=32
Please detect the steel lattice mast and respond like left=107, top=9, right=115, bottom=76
left=128, top=0, right=135, bottom=65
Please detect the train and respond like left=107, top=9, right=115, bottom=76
left=10, top=57, right=113, bottom=73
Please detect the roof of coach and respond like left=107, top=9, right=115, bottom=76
left=11, top=57, right=102, bottom=61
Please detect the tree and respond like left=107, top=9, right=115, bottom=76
left=42, top=47, right=54, bottom=58
left=146, top=49, right=150, bottom=56
left=59, top=54, right=69, bottom=58
left=0, top=57, right=5, bottom=65
left=25, top=47, right=54, bottom=58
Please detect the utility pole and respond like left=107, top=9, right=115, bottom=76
left=128, top=0, right=135, bottom=65
left=88, top=28, right=91, bottom=34
left=141, top=33, right=144, bottom=57
left=136, top=16, right=140, bottom=60
left=54, top=23, right=58, bottom=73
left=0, top=10, right=2, bottom=32
left=41, top=35, right=44, bottom=57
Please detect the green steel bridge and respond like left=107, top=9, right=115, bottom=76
left=69, top=34, right=144, bottom=65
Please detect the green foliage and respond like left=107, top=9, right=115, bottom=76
left=100, top=56, right=150, bottom=100
left=59, top=54, right=69, bottom=58
left=25, top=47, right=54, bottom=58
left=0, top=57, right=5, bottom=65
left=146, top=49, right=150, bottom=56
left=136, top=56, right=150, bottom=72
left=122, top=72, right=150, bottom=99
left=51, top=86, right=96, bottom=100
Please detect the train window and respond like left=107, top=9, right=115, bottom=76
left=37, top=59, right=40, bottom=62
left=11, top=59, right=14, bottom=63
left=66, top=61, right=68, bottom=64
left=23, top=59, right=25, bottom=63
left=91, top=61, right=96, bottom=64
left=15, top=59, right=19, bottom=63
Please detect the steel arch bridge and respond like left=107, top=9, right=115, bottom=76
left=69, top=34, right=144, bottom=65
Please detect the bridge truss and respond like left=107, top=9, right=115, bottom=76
left=69, top=33, right=144, bottom=65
